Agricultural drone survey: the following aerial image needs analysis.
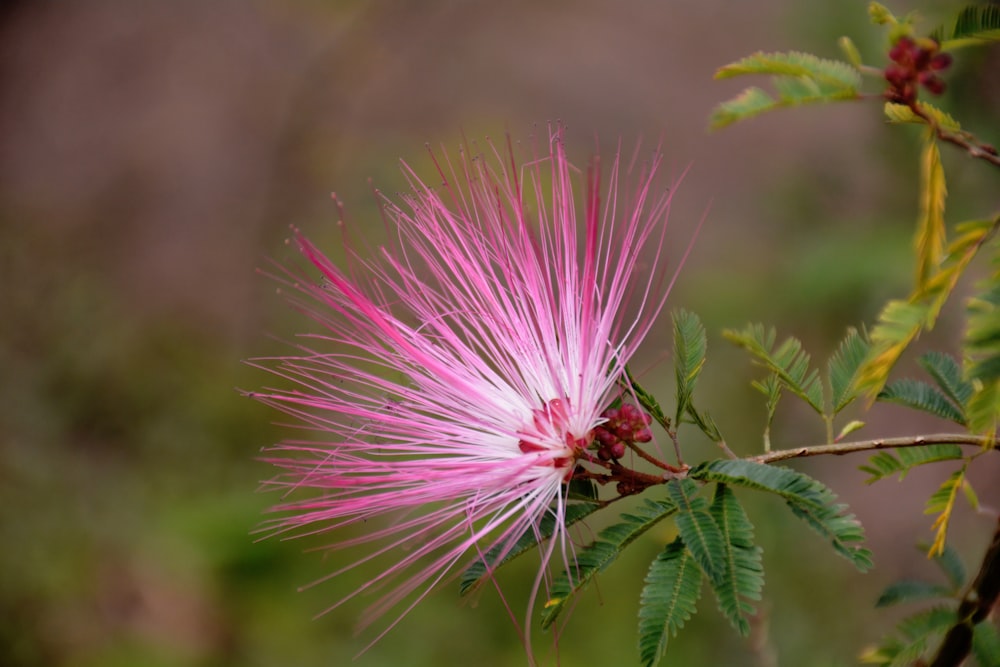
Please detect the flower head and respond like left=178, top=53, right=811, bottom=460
left=251, top=128, right=686, bottom=655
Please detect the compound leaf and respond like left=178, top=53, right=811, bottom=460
left=637, top=538, right=704, bottom=667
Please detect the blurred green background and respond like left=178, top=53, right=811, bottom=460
left=2, top=1, right=998, bottom=665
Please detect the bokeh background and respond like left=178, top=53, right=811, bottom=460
left=2, top=1, right=999, bottom=665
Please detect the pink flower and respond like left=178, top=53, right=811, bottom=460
left=251, top=128, right=688, bottom=657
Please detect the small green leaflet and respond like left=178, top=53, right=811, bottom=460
left=828, top=327, right=872, bottom=414
left=673, top=309, right=707, bottom=425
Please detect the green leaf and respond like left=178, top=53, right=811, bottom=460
left=690, top=459, right=872, bottom=571
left=972, top=620, right=1000, bottom=667
left=667, top=479, right=726, bottom=583
left=541, top=499, right=679, bottom=628
left=875, top=579, right=954, bottom=607
left=752, top=372, right=782, bottom=451
left=931, top=4, right=1000, bottom=49
left=836, top=420, right=866, bottom=441
left=925, top=466, right=967, bottom=557
left=710, top=52, right=860, bottom=130
left=685, top=403, right=724, bottom=443
left=673, top=309, right=708, bottom=425
left=869, top=2, right=898, bottom=26
left=710, top=87, right=780, bottom=130
left=724, top=324, right=825, bottom=414
left=707, top=485, right=764, bottom=636
left=829, top=327, right=872, bottom=413
left=861, top=606, right=956, bottom=666
left=838, top=36, right=863, bottom=68
left=965, top=264, right=1000, bottom=435
left=884, top=102, right=962, bottom=133
left=878, top=378, right=967, bottom=425
left=918, top=351, right=973, bottom=413
left=459, top=502, right=601, bottom=595
left=855, top=299, right=930, bottom=400
left=925, top=542, right=967, bottom=590
left=915, top=138, right=947, bottom=291
left=859, top=444, right=965, bottom=483
left=625, top=367, right=671, bottom=432
left=715, top=51, right=861, bottom=89
left=857, top=220, right=997, bottom=402
left=637, top=538, right=704, bottom=667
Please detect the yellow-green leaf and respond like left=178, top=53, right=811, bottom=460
left=915, top=137, right=946, bottom=291
left=924, top=467, right=966, bottom=557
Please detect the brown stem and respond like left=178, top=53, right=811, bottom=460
left=747, top=433, right=993, bottom=465
left=909, top=101, right=1000, bottom=169
left=626, top=441, right=687, bottom=473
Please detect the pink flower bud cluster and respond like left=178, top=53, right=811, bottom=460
left=884, top=36, right=953, bottom=104
left=594, top=403, right=653, bottom=460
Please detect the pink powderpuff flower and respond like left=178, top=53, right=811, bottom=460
left=250, top=127, right=690, bottom=659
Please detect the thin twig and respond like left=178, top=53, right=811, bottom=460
left=909, top=102, right=1000, bottom=168
left=747, top=433, right=994, bottom=465
left=626, top=441, right=686, bottom=473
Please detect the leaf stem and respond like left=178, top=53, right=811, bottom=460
left=908, top=101, right=1000, bottom=169
left=747, top=433, right=994, bottom=464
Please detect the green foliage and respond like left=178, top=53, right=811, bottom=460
left=709, top=51, right=860, bottom=129
left=715, top=51, right=861, bottom=88
left=925, top=466, right=967, bottom=557
left=839, top=36, right=863, bottom=67
left=667, top=479, right=725, bottom=583
left=566, top=476, right=599, bottom=501
left=972, top=621, right=1000, bottom=667
left=724, top=324, right=825, bottom=414
left=625, top=367, right=671, bottom=433
left=878, top=379, right=967, bottom=425
left=930, top=543, right=968, bottom=589
left=690, top=459, right=872, bottom=570
left=884, top=102, right=962, bottom=133
left=857, top=219, right=996, bottom=401
left=635, top=484, right=763, bottom=666
left=751, top=373, right=781, bottom=451
left=828, top=327, right=872, bottom=413
left=965, top=262, right=1000, bottom=435
left=865, top=543, right=1000, bottom=667
left=637, top=538, right=703, bottom=667
left=875, top=580, right=954, bottom=608
left=706, top=485, right=764, bottom=636
left=916, top=138, right=947, bottom=291
left=855, top=300, right=929, bottom=399
left=673, top=309, right=707, bottom=425
left=919, top=352, right=973, bottom=412
left=931, top=4, right=1000, bottom=49
left=859, top=444, right=965, bottom=482
left=868, top=2, right=898, bottom=26
left=458, top=502, right=601, bottom=595
left=860, top=606, right=956, bottom=666
left=541, top=499, right=679, bottom=628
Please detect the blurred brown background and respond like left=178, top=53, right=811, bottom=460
left=2, top=1, right=998, bottom=665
